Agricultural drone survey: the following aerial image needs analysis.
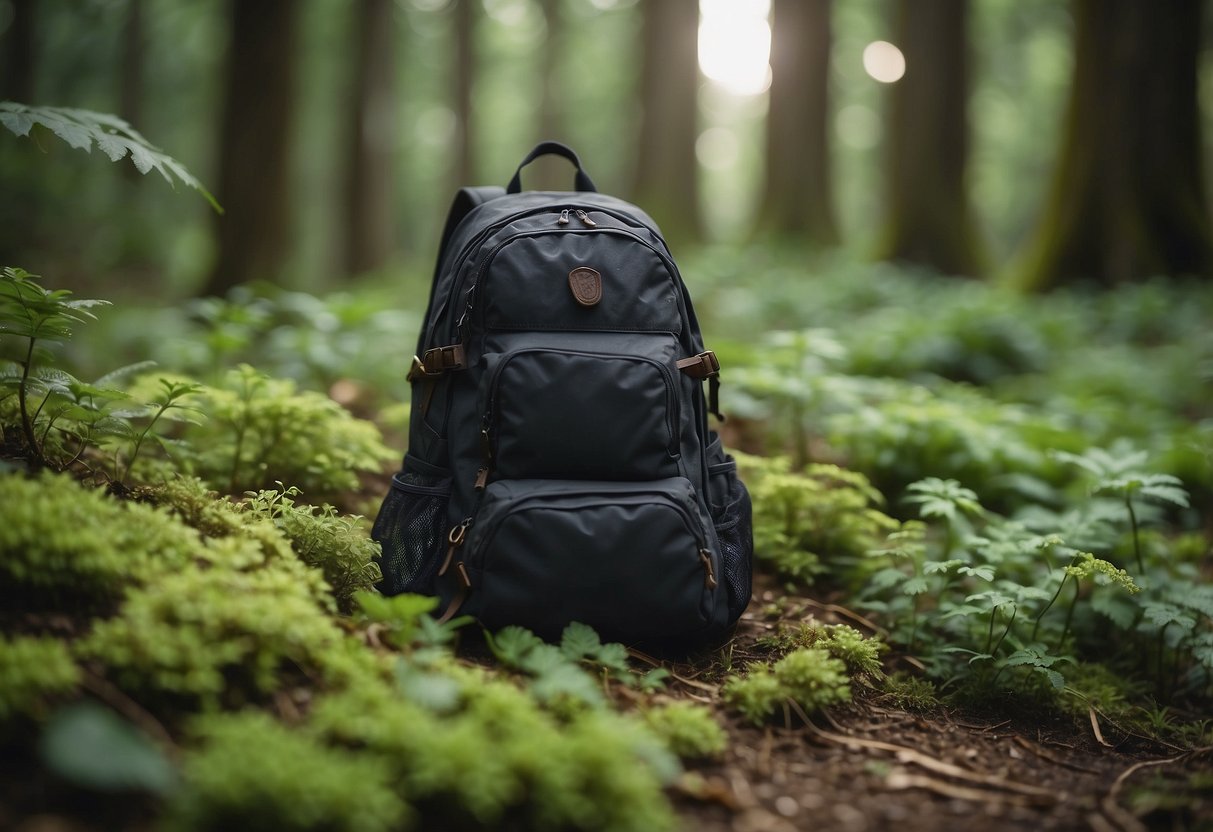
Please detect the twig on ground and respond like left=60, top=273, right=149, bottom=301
left=1012, top=735, right=1101, bottom=774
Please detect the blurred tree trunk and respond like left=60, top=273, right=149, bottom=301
left=119, top=0, right=143, bottom=130
left=343, top=0, right=398, bottom=277
left=1020, top=0, right=1212, bottom=288
left=531, top=0, right=567, bottom=190
left=632, top=0, right=701, bottom=245
left=204, top=0, right=299, bottom=296
left=876, top=0, right=984, bottom=277
left=1, top=0, right=37, bottom=102
left=757, top=0, right=837, bottom=245
left=451, top=0, right=476, bottom=187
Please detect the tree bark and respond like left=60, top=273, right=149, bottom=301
left=876, top=0, right=984, bottom=277
left=632, top=0, right=702, bottom=246
left=204, top=0, right=298, bottom=296
left=343, top=0, right=398, bottom=277
left=757, top=0, right=837, bottom=245
left=1020, top=0, right=1213, bottom=288
left=1, top=0, right=37, bottom=103
left=451, top=0, right=476, bottom=188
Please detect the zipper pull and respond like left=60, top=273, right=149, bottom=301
left=558, top=209, right=570, bottom=225
left=474, top=466, right=489, bottom=490
left=438, top=518, right=472, bottom=576
left=575, top=209, right=597, bottom=227
left=698, top=549, right=718, bottom=590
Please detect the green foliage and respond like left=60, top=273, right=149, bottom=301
left=39, top=702, right=176, bottom=795
left=0, top=635, right=79, bottom=719
left=0, top=266, right=109, bottom=466
left=878, top=672, right=940, bottom=712
left=168, top=711, right=407, bottom=832
left=355, top=592, right=440, bottom=649
left=640, top=702, right=727, bottom=761
left=759, top=622, right=886, bottom=682
left=0, top=102, right=219, bottom=210
left=77, top=560, right=342, bottom=706
left=133, top=365, right=393, bottom=496
left=0, top=472, right=198, bottom=600
left=309, top=666, right=678, bottom=832
left=243, top=485, right=382, bottom=610
left=738, top=453, right=897, bottom=584
left=722, top=648, right=852, bottom=725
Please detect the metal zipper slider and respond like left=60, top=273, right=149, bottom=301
left=575, top=209, right=597, bottom=227
left=474, top=466, right=488, bottom=490
left=558, top=209, right=570, bottom=225
left=438, top=518, right=472, bottom=576
left=698, top=548, right=718, bottom=590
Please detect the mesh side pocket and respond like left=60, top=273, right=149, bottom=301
left=710, top=460, right=753, bottom=624
left=372, top=466, right=451, bottom=596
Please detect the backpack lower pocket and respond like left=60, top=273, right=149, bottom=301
left=372, top=455, right=452, bottom=596
left=464, top=478, right=717, bottom=642
left=707, top=456, right=754, bottom=623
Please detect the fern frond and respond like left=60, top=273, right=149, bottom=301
left=0, top=102, right=221, bottom=213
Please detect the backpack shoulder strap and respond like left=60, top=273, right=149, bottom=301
left=435, top=185, right=506, bottom=273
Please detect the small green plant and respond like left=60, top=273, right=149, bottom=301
left=722, top=648, right=851, bottom=725
left=243, top=485, right=382, bottom=610
left=640, top=702, right=727, bottom=760
left=758, top=622, right=886, bottom=682
left=738, top=452, right=897, bottom=584
left=0, top=267, right=109, bottom=467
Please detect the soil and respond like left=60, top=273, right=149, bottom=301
left=665, top=585, right=1213, bottom=832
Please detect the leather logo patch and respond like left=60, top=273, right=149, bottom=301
left=568, top=267, right=603, bottom=307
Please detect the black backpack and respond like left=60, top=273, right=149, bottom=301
left=372, top=142, right=753, bottom=646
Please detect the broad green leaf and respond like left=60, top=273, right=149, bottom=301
left=39, top=702, right=176, bottom=795
left=560, top=621, right=602, bottom=661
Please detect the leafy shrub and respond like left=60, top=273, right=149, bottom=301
left=640, top=702, right=727, bottom=760
left=128, top=365, right=392, bottom=496
left=168, top=711, right=408, bottom=832
left=243, top=485, right=381, bottom=611
left=737, top=453, right=897, bottom=584
left=722, top=648, right=851, bottom=725
left=0, top=635, right=79, bottom=719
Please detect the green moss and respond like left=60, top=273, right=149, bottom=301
left=723, top=648, right=852, bottom=725
left=0, top=473, right=199, bottom=600
left=759, top=622, right=886, bottom=681
left=640, top=702, right=727, bottom=760
left=167, top=711, right=409, bottom=832
left=308, top=665, right=678, bottom=832
left=878, top=672, right=940, bottom=712
left=0, top=635, right=80, bottom=720
left=77, top=561, right=343, bottom=706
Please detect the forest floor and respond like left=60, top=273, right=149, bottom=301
left=661, top=581, right=1213, bottom=832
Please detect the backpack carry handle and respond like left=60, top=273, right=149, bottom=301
left=506, top=141, right=597, bottom=194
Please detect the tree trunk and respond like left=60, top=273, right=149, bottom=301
left=1020, top=0, right=1213, bottom=288
left=1, top=0, right=37, bottom=103
left=530, top=0, right=568, bottom=191
left=757, top=0, right=837, bottom=245
left=632, top=0, right=702, bottom=246
left=343, top=0, right=398, bottom=277
left=451, top=0, right=476, bottom=188
left=876, top=0, right=984, bottom=277
left=204, top=0, right=299, bottom=296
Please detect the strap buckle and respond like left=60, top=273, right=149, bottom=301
left=407, top=344, right=467, bottom=382
left=677, top=350, right=720, bottom=379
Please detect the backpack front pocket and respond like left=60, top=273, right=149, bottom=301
left=463, top=478, right=717, bottom=642
left=483, top=346, right=680, bottom=480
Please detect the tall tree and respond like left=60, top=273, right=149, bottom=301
left=204, top=0, right=299, bottom=296
left=757, top=0, right=837, bottom=245
left=1, top=0, right=37, bottom=103
left=876, top=0, right=984, bottom=277
left=1020, top=0, right=1213, bottom=288
left=632, top=0, right=701, bottom=245
left=343, top=0, right=398, bottom=277
left=451, top=0, right=477, bottom=188
left=119, top=0, right=144, bottom=132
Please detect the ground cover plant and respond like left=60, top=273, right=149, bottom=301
left=3, top=258, right=1212, bottom=832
